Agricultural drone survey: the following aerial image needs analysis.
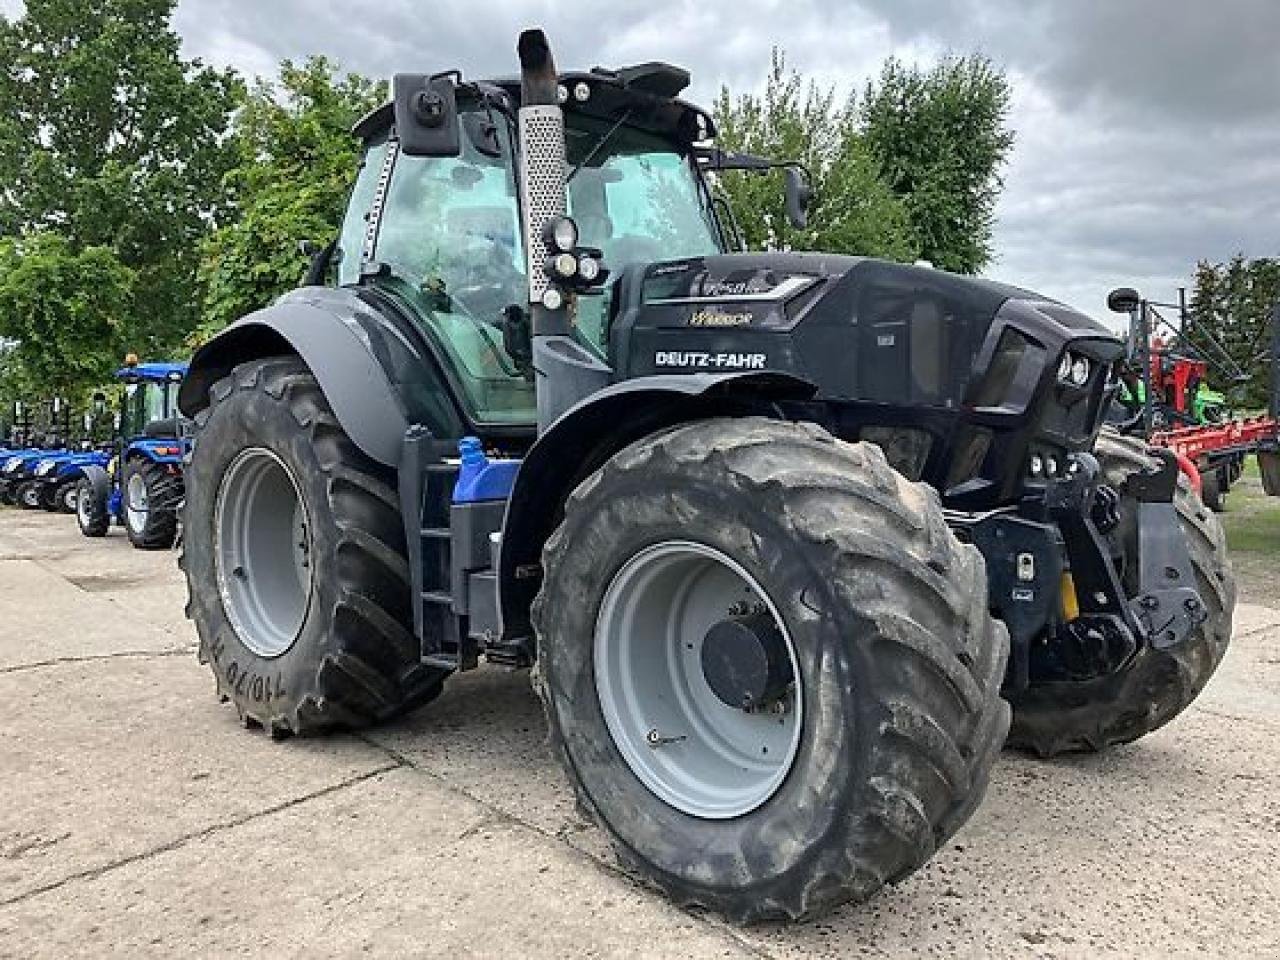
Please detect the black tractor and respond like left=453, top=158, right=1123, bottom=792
left=178, top=30, right=1235, bottom=922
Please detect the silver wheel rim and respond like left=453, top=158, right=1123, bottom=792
left=77, top=486, right=90, bottom=523
left=125, top=472, right=148, bottom=532
left=63, top=484, right=78, bottom=512
left=21, top=485, right=38, bottom=507
left=214, top=448, right=313, bottom=659
left=594, top=540, right=803, bottom=819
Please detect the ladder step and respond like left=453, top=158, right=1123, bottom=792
left=421, top=527, right=451, bottom=539
left=421, top=589, right=453, bottom=605
left=422, top=653, right=459, bottom=671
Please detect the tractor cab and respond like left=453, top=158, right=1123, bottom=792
left=326, top=67, right=725, bottom=428
left=117, top=359, right=185, bottom=440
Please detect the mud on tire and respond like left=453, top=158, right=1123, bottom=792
left=1006, top=427, right=1236, bottom=756
left=181, top=357, right=447, bottom=736
left=533, top=418, right=1010, bottom=922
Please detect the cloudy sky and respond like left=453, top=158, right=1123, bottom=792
left=9, top=0, right=1280, bottom=327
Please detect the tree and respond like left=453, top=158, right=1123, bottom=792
left=0, top=232, right=136, bottom=398
left=196, top=58, right=384, bottom=338
left=0, top=0, right=239, bottom=379
left=1188, top=255, right=1280, bottom=410
left=860, top=56, right=1015, bottom=273
left=712, top=52, right=916, bottom=260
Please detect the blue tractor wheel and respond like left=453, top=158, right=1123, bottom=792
left=76, top=476, right=109, bottom=537
left=121, top=458, right=181, bottom=549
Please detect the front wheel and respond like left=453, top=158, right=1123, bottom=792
left=16, top=480, right=42, bottom=510
left=76, top=476, right=109, bottom=537
left=121, top=459, right=181, bottom=549
left=53, top=478, right=79, bottom=514
left=181, top=357, right=448, bottom=735
left=533, top=418, right=1010, bottom=922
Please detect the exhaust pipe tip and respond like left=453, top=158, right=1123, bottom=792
left=517, top=28, right=559, bottom=105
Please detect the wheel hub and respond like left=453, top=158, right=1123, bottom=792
left=700, top=612, right=794, bottom=710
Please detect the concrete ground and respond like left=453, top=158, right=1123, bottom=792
left=1, top=508, right=1278, bottom=960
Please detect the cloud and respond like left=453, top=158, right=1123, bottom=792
left=164, top=0, right=1279, bottom=321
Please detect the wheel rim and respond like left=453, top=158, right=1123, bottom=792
left=63, top=485, right=78, bottom=512
left=594, top=540, right=803, bottom=820
left=125, top=472, right=149, bottom=532
left=77, top=486, right=90, bottom=524
left=21, top=485, right=38, bottom=507
left=214, top=448, right=313, bottom=659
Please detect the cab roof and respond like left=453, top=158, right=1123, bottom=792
left=115, top=361, right=188, bottom=384
left=351, top=63, right=714, bottom=146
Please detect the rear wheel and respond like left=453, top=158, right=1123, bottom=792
left=1006, top=428, right=1236, bottom=756
left=76, top=476, right=109, bottom=537
left=121, top=459, right=181, bottom=549
left=534, top=418, right=1010, bottom=921
left=181, top=357, right=447, bottom=735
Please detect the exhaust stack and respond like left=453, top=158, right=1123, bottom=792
left=515, top=28, right=611, bottom=432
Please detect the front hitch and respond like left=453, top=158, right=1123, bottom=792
left=1123, top=448, right=1208, bottom=649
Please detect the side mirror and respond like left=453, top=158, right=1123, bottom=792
left=1108, top=287, right=1141, bottom=314
left=393, top=74, right=461, bottom=158
left=784, top=166, right=812, bottom=231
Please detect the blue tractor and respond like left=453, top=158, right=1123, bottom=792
left=2, top=443, right=70, bottom=507
left=76, top=360, right=187, bottom=549
left=29, top=445, right=112, bottom=513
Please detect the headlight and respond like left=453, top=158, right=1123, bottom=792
left=1057, top=354, right=1073, bottom=382
left=543, top=216, right=578, bottom=254
left=1057, top=351, right=1092, bottom=387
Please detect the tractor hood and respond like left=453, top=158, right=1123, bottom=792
left=610, top=253, right=1119, bottom=409
left=608, top=253, right=1124, bottom=505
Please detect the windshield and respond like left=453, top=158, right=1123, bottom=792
left=359, top=108, right=722, bottom=425
left=123, top=381, right=176, bottom=437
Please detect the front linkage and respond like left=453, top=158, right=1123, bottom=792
left=961, top=445, right=1205, bottom=693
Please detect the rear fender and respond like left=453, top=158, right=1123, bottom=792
left=179, top=288, right=463, bottom=467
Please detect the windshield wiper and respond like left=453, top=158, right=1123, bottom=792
left=566, top=108, right=635, bottom=184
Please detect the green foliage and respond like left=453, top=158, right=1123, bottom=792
left=0, top=0, right=239, bottom=389
left=0, top=232, right=136, bottom=396
left=196, top=58, right=384, bottom=339
left=713, top=52, right=916, bottom=260
left=860, top=56, right=1014, bottom=273
left=1189, top=255, right=1280, bottom=409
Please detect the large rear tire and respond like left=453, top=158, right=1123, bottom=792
left=533, top=418, right=1010, bottom=922
left=182, top=357, right=447, bottom=735
left=1006, top=428, right=1236, bottom=756
left=121, top=459, right=181, bottom=549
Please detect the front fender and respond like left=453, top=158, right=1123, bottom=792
left=497, top=371, right=816, bottom=645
